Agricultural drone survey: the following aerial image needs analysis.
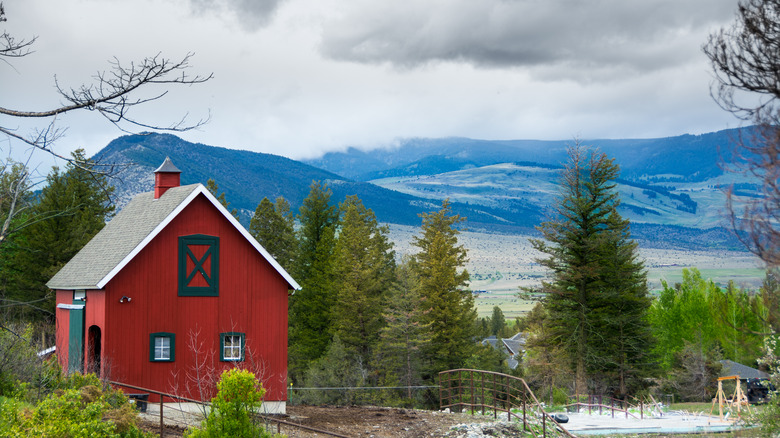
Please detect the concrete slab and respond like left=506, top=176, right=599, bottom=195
left=557, top=410, right=745, bottom=436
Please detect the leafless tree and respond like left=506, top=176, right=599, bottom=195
left=0, top=2, right=211, bottom=246
left=703, top=0, right=780, bottom=266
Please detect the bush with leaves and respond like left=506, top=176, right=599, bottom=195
left=748, top=335, right=780, bottom=435
left=0, top=372, right=150, bottom=437
left=0, top=323, right=64, bottom=402
left=186, top=368, right=280, bottom=438
left=298, top=336, right=366, bottom=406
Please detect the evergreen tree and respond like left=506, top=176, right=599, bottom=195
left=9, top=150, right=114, bottom=319
left=300, top=336, right=364, bottom=405
left=248, top=196, right=296, bottom=271
left=589, top=222, right=655, bottom=395
left=412, top=199, right=476, bottom=376
left=374, top=257, right=429, bottom=399
left=531, top=145, right=653, bottom=396
left=206, top=178, right=238, bottom=220
left=464, top=342, right=511, bottom=375
left=490, top=306, right=506, bottom=337
left=0, top=162, right=34, bottom=317
left=522, top=302, right=572, bottom=404
left=331, top=196, right=395, bottom=368
left=288, top=181, right=339, bottom=382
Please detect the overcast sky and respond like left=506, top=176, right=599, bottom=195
left=2, top=0, right=743, bottom=167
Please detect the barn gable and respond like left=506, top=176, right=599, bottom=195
left=47, top=184, right=299, bottom=291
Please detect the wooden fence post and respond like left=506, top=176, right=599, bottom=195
left=159, top=396, right=164, bottom=436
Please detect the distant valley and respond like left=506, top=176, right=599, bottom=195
left=94, top=128, right=757, bottom=252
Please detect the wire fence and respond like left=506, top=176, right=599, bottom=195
left=288, top=385, right=441, bottom=408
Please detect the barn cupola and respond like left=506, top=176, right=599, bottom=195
left=154, top=157, right=181, bottom=199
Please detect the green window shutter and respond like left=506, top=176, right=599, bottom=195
left=149, top=333, right=176, bottom=362
left=219, top=332, right=245, bottom=362
left=178, top=235, right=219, bottom=296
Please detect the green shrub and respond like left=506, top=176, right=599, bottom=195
left=0, top=373, right=151, bottom=437
left=186, top=368, right=282, bottom=438
left=552, top=387, right=569, bottom=407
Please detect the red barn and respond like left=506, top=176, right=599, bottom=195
left=47, top=158, right=299, bottom=413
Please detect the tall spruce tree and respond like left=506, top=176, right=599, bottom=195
left=374, top=257, right=429, bottom=398
left=412, top=199, right=476, bottom=376
left=490, top=305, right=506, bottom=337
left=9, top=150, right=114, bottom=320
left=331, top=196, right=395, bottom=369
left=248, top=196, right=296, bottom=272
left=206, top=179, right=239, bottom=220
left=531, top=145, right=653, bottom=396
left=288, top=181, right=339, bottom=381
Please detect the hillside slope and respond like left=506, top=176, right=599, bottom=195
left=305, top=129, right=746, bottom=182
left=91, top=131, right=750, bottom=250
left=94, top=133, right=543, bottom=229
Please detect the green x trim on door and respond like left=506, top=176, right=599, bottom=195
left=178, top=234, right=219, bottom=296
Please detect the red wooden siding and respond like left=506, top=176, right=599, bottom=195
left=60, top=194, right=289, bottom=402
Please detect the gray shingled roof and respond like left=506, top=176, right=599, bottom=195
left=481, top=333, right=526, bottom=370
left=720, top=360, right=770, bottom=380
left=155, top=157, right=181, bottom=173
left=47, top=185, right=201, bottom=289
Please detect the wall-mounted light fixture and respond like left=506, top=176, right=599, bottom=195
left=119, top=296, right=132, bottom=303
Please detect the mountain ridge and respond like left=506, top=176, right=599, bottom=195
left=91, top=129, right=752, bottom=251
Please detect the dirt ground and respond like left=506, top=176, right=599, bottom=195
left=282, top=405, right=501, bottom=437
left=138, top=405, right=501, bottom=438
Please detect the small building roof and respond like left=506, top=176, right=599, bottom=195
left=719, top=360, right=770, bottom=380
left=154, top=156, right=181, bottom=173
left=47, top=184, right=299, bottom=291
left=502, top=333, right=526, bottom=356
left=480, top=333, right=526, bottom=370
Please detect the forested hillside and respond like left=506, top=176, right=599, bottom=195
left=92, top=130, right=752, bottom=250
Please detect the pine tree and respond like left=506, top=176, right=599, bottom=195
left=412, top=199, right=476, bottom=376
left=248, top=196, right=296, bottom=271
left=374, top=257, right=429, bottom=399
left=206, top=178, right=238, bottom=220
left=9, top=150, right=114, bottom=320
left=522, top=302, right=572, bottom=404
left=331, top=196, right=395, bottom=368
left=288, top=181, right=339, bottom=381
left=0, top=162, right=34, bottom=316
left=490, top=306, right=506, bottom=337
left=588, top=218, right=655, bottom=395
left=531, top=145, right=653, bottom=396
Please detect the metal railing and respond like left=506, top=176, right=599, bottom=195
left=438, top=369, right=575, bottom=438
left=109, top=380, right=350, bottom=437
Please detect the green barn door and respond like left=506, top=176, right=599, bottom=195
left=68, top=296, right=86, bottom=374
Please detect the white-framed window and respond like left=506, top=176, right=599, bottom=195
left=149, top=333, right=175, bottom=362
left=220, top=332, right=245, bottom=361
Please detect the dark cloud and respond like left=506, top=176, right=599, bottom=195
left=319, top=0, right=738, bottom=81
left=188, top=0, right=285, bottom=31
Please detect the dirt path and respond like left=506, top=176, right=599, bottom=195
left=139, top=405, right=504, bottom=437
left=282, top=405, right=499, bottom=437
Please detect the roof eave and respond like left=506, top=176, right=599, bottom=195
left=95, top=184, right=301, bottom=291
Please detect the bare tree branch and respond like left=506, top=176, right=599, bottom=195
left=1, top=3, right=212, bottom=172
left=0, top=2, right=210, bottom=251
left=704, top=0, right=780, bottom=267
left=0, top=4, right=36, bottom=60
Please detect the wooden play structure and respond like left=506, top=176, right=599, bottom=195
left=711, top=375, right=751, bottom=421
